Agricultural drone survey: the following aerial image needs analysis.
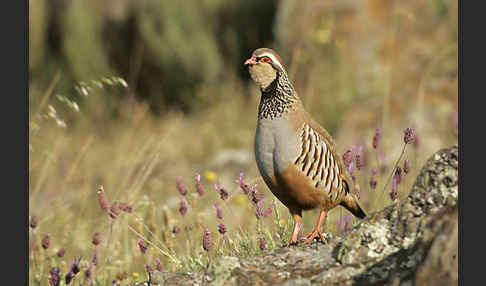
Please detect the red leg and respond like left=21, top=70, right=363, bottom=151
left=304, top=210, right=327, bottom=244
left=288, top=211, right=302, bottom=246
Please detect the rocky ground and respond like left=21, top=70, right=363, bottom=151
left=138, top=145, right=458, bottom=286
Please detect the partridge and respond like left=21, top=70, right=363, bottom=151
left=245, top=48, right=367, bottom=245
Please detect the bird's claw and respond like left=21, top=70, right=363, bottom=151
left=303, top=230, right=327, bottom=244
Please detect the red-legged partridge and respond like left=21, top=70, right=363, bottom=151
left=245, top=48, right=367, bottom=246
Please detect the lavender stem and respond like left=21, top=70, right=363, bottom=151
left=374, top=143, right=408, bottom=210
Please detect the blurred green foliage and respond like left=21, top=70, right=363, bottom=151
left=137, top=1, right=222, bottom=110
left=30, top=0, right=279, bottom=114
left=30, top=0, right=457, bottom=135
left=63, top=0, right=112, bottom=81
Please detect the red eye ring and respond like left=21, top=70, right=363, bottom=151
left=261, top=56, right=271, bottom=63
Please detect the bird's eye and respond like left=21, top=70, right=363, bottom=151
left=261, top=56, right=271, bottom=63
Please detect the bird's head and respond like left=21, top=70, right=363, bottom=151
left=245, top=48, right=286, bottom=91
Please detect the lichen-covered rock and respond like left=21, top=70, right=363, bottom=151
left=413, top=207, right=458, bottom=285
left=147, top=271, right=202, bottom=286
left=336, top=145, right=458, bottom=266
left=133, top=145, right=458, bottom=286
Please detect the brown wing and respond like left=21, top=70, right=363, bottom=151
left=293, top=122, right=349, bottom=203
left=305, top=109, right=354, bottom=185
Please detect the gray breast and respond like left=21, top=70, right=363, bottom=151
left=254, top=115, right=300, bottom=182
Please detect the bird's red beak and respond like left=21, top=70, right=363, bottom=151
left=244, top=58, right=258, bottom=66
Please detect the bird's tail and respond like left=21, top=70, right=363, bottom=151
left=340, top=193, right=367, bottom=219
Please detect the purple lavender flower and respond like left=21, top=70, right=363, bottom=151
left=85, top=265, right=92, bottom=279
left=176, top=176, right=187, bottom=196
left=119, top=202, right=133, bottom=213
left=394, top=167, right=402, bottom=184
left=155, top=258, right=163, bottom=272
left=57, top=248, right=65, bottom=258
left=50, top=267, right=60, bottom=276
left=348, top=162, right=357, bottom=184
left=390, top=177, right=398, bottom=201
left=348, top=162, right=355, bottom=175
left=92, top=232, right=101, bottom=246
left=369, top=169, right=378, bottom=190
left=41, top=234, right=51, bottom=250
left=195, top=173, right=205, bottom=196
left=69, top=257, right=81, bottom=275
left=109, top=201, right=120, bottom=219
left=30, top=216, right=38, bottom=229
left=404, top=128, right=416, bottom=144
left=202, top=229, right=212, bottom=252
left=219, top=189, right=229, bottom=200
left=250, top=184, right=261, bottom=205
left=214, top=182, right=229, bottom=200
left=49, top=267, right=60, bottom=286
left=372, top=127, right=381, bottom=149
left=213, top=203, right=223, bottom=219
left=65, top=272, right=74, bottom=285
left=342, top=149, right=353, bottom=167
left=355, top=146, right=364, bottom=170
left=218, top=223, right=227, bottom=235
left=97, top=185, right=110, bottom=212
left=138, top=239, right=147, bottom=254
left=403, top=159, right=411, bottom=174
left=145, top=264, right=154, bottom=273
left=255, top=197, right=267, bottom=219
left=92, top=248, right=98, bottom=266
left=259, top=234, right=266, bottom=251
left=172, top=226, right=180, bottom=234
left=263, top=202, right=275, bottom=218
left=179, top=198, right=187, bottom=216
left=237, top=172, right=251, bottom=194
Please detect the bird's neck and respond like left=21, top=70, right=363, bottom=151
left=258, top=72, right=299, bottom=120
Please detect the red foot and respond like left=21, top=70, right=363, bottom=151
left=303, top=230, right=327, bottom=244
left=287, top=220, right=303, bottom=247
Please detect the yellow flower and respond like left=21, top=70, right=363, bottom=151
left=232, top=194, right=247, bottom=206
left=204, top=171, right=217, bottom=182
left=132, top=272, right=139, bottom=280
left=278, top=219, right=287, bottom=227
